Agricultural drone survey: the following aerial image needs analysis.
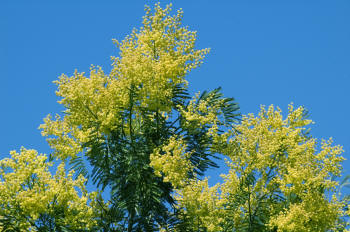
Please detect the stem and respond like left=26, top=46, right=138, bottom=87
left=248, top=184, right=253, bottom=232
left=128, top=209, right=135, bottom=232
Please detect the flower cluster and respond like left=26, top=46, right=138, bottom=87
left=175, top=104, right=346, bottom=231
left=0, top=148, right=98, bottom=231
left=150, top=136, right=193, bottom=188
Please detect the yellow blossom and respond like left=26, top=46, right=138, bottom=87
left=0, top=148, right=98, bottom=230
left=175, top=104, right=345, bottom=231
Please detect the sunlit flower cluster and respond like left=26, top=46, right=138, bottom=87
left=0, top=148, right=97, bottom=230
left=179, top=92, right=220, bottom=129
left=150, top=135, right=193, bottom=188
left=175, top=104, right=346, bottom=231
left=39, top=3, right=209, bottom=163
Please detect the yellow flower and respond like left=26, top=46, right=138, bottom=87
left=150, top=135, right=193, bottom=188
left=0, top=148, right=98, bottom=230
left=175, top=104, right=345, bottom=231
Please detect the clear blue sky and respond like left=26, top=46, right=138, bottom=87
left=1, top=0, right=350, bottom=190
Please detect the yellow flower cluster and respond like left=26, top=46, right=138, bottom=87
left=269, top=193, right=342, bottom=231
left=179, top=92, right=220, bottom=130
left=0, top=148, right=98, bottom=230
left=40, top=3, right=209, bottom=161
left=111, top=3, right=209, bottom=112
left=175, top=104, right=345, bottom=231
left=150, top=136, right=193, bottom=188
left=174, top=178, right=225, bottom=231
left=39, top=114, right=84, bottom=159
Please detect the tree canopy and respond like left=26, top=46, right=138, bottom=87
left=1, top=3, right=349, bottom=232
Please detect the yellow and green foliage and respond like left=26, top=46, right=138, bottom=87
left=0, top=148, right=97, bottom=231
left=1, top=2, right=349, bottom=231
left=39, top=3, right=209, bottom=161
left=175, top=104, right=347, bottom=231
left=37, top=3, right=231, bottom=230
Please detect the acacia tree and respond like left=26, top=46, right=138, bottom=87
left=175, top=104, right=349, bottom=231
left=39, top=3, right=239, bottom=231
left=1, top=2, right=350, bottom=232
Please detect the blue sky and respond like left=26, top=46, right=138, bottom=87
left=1, top=0, right=350, bottom=190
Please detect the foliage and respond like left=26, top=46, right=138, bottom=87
left=175, top=104, right=348, bottom=232
left=1, top=2, right=349, bottom=232
left=0, top=148, right=97, bottom=231
left=38, top=2, right=238, bottom=231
